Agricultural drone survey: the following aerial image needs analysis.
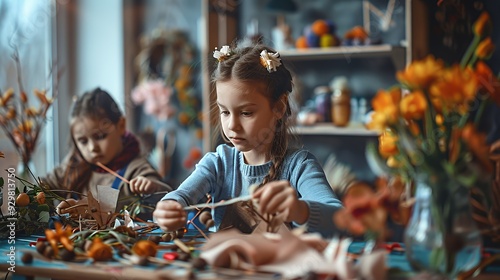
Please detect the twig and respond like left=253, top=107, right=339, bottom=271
left=96, top=162, right=130, bottom=184
left=183, top=195, right=252, bottom=210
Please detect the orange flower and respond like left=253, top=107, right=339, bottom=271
left=396, top=56, right=444, bottom=89
left=407, top=120, right=421, bottom=136
left=44, top=222, right=74, bottom=255
left=473, top=11, right=492, bottom=37
left=333, top=185, right=388, bottom=238
left=386, top=156, right=402, bottom=168
left=25, top=107, right=39, bottom=117
left=476, top=37, right=495, bottom=60
left=379, top=130, right=398, bottom=158
left=20, top=91, right=27, bottom=103
left=132, top=240, right=158, bottom=257
left=0, top=88, right=14, bottom=107
left=87, top=238, right=113, bottom=261
left=367, top=88, right=401, bottom=130
left=400, top=90, right=427, bottom=120
left=430, top=65, right=477, bottom=114
left=475, top=61, right=500, bottom=106
left=34, top=89, right=53, bottom=105
left=461, top=124, right=493, bottom=173
left=18, top=120, right=33, bottom=134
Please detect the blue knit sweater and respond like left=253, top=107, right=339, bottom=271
left=162, top=144, right=343, bottom=238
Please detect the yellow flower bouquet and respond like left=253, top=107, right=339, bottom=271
left=366, top=11, right=498, bottom=277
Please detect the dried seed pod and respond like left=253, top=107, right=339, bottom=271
left=161, top=232, right=173, bottom=242
left=43, top=246, right=55, bottom=259
left=87, top=238, right=113, bottom=261
left=132, top=240, right=157, bottom=257
left=177, top=251, right=191, bottom=262
left=21, top=252, right=33, bottom=264
left=147, top=235, right=162, bottom=245
left=59, top=248, right=76, bottom=261
left=36, top=241, right=47, bottom=254
left=205, top=219, right=215, bottom=228
left=176, top=228, right=186, bottom=238
left=198, top=211, right=212, bottom=225
left=190, top=257, right=207, bottom=270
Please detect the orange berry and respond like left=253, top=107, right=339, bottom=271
left=16, top=193, right=30, bottom=207
left=295, top=36, right=308, bottom=49
left=36, top=192, right=46, bottom=204
left=311, top=20, right=330, bottom=36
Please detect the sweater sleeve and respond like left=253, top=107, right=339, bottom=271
left=161, top=148, right=222, bottom=207
left=287, top=150, right=344, bottom=238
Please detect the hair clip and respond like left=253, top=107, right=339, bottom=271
left=213, top=45, right=232, bottom=62
left=260, top=50, right=282, bottom=73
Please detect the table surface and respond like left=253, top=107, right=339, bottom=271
left=1, top=232, right=500, bottom=280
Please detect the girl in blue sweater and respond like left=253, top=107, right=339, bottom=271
left=153, top=43, right=343, bottom=237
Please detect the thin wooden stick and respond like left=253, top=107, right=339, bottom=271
left=183, top=195, right=252, bottom=210
left=96, top=162, right=130, bottom=184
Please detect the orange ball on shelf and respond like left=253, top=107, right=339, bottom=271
left=311, top=19, right=330, bottom=36
left=295, top=36, right=308, bottom=49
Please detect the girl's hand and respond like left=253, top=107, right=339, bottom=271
left=153, top=200, right=187, bottom=232
left=252, top=180, right=309, bottom=224
left=129, top=176, right=158, bottom=194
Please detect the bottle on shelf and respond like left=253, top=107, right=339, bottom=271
left=313, top=85, right=332, bottom=122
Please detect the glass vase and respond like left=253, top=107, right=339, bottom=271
left=404, top=179, right=482, bottom=279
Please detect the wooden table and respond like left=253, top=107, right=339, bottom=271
left=2, top=236, right=500, bottom=279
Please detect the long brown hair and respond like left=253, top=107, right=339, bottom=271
left=63, top=88, right=123, bottom=195
left=211, top=43, right=297, bottom=185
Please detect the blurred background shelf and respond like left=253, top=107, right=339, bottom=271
left=279, top=45, right=407, bottom=70
left=294, top=123, right=378, bottom=136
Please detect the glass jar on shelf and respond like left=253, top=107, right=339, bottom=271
left=330, top=76, right=351, bottom=127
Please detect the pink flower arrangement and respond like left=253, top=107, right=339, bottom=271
left=131, top=80, right=176, bottom=120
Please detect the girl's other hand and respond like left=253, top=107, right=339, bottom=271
left=252, top=180, right=309, bottom=224
left=129, top=176, right=158, bottom=194
left=153, top=200, right=187, bottom=232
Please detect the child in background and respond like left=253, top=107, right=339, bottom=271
left=153, top=43, right=343, bottom=238
left=41, top=88, right=172, bottom=218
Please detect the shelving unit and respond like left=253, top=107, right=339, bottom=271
left=294, top=123, right=378, bottom=136
left=280, top=45, right=407, bottom=70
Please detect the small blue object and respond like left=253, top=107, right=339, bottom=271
left=306, top=33, right=320, bottom=48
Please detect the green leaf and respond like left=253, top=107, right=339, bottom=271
left=430, top=247, right=445, bottom=270
left=0, top=177, right=4, bottom=188
left=38, top=211, right=50, bottom=223
left=36, top=204, right=50, bottom=213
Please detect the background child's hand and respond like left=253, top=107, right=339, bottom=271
left=56, top=198, right=90, bottom=218
left=153, top=200, right=187, bottom=232
left=129, top=176, right=157, bottom=194
left=252, top=180, right=309, bottom=224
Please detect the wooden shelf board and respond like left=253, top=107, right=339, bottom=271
left=279, top=44, right=405, bottom=61
left=294, top=123, right=379, bottom=136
